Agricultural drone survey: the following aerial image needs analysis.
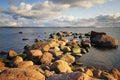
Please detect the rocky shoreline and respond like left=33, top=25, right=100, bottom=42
left=0, top=31, right=119, bottom=80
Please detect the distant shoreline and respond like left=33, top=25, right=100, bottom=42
left=0, top=26, right=120, bottom=28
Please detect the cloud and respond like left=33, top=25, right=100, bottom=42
left=9, top=1, right=70, bottom=19
left=47, top=13, right=120, bottom=27
left=9, top=0, right=111, bottom=19
left=50, top=0, right=111, bottom=8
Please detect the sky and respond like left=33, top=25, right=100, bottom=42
left=0, top=0, right=120, bottom=27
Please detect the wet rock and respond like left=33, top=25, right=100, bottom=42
left=81, top=39, right=91, bottom=48
left=90, top=31, right=119, bottom=48
left=0, top=68, right=45, bottom=80
left=13, top=56, right=23, bottom=65
left=110, top=68, right=120, bottom=80
left=72, top=46, right=82, bottom=57
left=81, top=48, right=87, bottom=54
left=66, top=39, right=79, bottom=47
left=0, top=61, right=5, bottom=67
left=93, top=69, right=102, bottom=78
left=101, top=72, right=117, bottom=80
left=19, top=31, right=23, bottom=34
left=50, top=60, right=72, bottom=73
left=8, top=50, right=17, bottom=59
left=22, top=38, right=29, bottom=41
left=85, top=69, right=93, bottom=77
left=60, top=54, right=75, bottom=64
left=17, top=61, right=33, bottom=68
left=60, top=46, right=71, bottom=52
left=40, top=52, right=53, bottom=64
left=47, top=71, right=99, bottom=80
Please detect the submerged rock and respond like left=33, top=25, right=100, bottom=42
left=90, top=31, right=119, bottom=48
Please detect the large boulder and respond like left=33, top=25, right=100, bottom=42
left=47, top=72, right=99, bottom=80
left=50, top=60, right=72, bottom=73
left=90, top=31, right=119, bottom=48
left=0, top=68, right=45, bottom=80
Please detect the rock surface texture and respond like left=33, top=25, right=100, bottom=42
left=90, top=31, right=119, bottom=48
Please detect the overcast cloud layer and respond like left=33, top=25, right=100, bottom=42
left=0, top=0, right=120, bottom=27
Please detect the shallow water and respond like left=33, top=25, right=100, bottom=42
left=0, top=27, right=120, bottom=69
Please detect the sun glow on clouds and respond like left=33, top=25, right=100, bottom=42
left=0, top=0, right=120, bottom=27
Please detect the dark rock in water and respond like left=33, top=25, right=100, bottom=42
left=90, top=31, right=119, bottom=48
left=22, top=38, right=29, bottom=41
left=47, top=72, right=98, bottom=80
left=19, top=31, right=23, bottom=34
left=0, top=68, right=45, bottom=80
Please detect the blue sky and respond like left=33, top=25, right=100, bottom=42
left=0, top=0, right=120, bottom=27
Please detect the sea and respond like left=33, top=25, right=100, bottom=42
left=0, top=27, right=120, bottom=70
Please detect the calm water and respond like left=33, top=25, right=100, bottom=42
left=0, top=27, right=120, bottom=69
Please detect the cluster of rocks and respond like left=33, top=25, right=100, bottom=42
left=0, top=31, right=119, bottom=80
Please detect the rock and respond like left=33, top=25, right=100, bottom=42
left=8, top=50, right=17, bottom=58
left=13, top=56, right=23, bottom=65
left=0, top=67, right=8, bottom=73
left=66, top=39, right=79, bottom=47
left=40, top=52, right=53, bottom=64
left=72, top=46, right=82, bottom=57
left=85, top=69, right=93, bottom=77
left=81, top=48, right=87, bottom=54
left=31, top=41, right=50, bottom=52
left=0, top=68, right=45, bottom=80
left=49, top=49, right=62, bottom=57
left=0, top=61, right=5, bottom=67
left=110, top=68, right=120, bottom=80
left=17, top=61, right=33, bottom=68
left=44, top=70, right=55, bottom=78
left=72, top=46, right=81, bottom=54
left=27, top=65, right=44, bottom=74
left=50, top=60, right=72, bottom=73
left=19, top=31, right=23, bottom=34
left=47, top=71, right=99, bottom=80
left=60, top=46, right=71, bottom=52
left=90, top=31, right=119, bottom=48
left=101, top=72, right=117, bottom=80
left=60, top=54, right=75, bottom=64
left=49, top=40, right=60, bottom=48
left=93, top=69, right=102, bottom=78
left=22, top=38, right=29, bottom=41
left=30, top=50, right=43, bottom=57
